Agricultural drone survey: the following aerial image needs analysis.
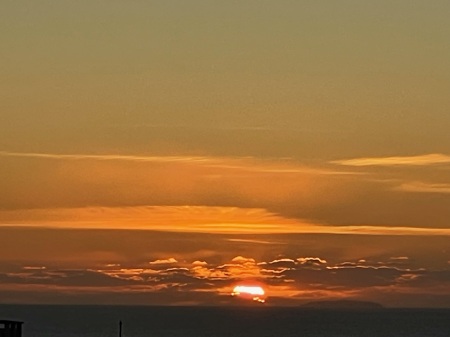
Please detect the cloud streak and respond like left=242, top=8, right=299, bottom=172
left=1, top=206, right=450, bottom=235
left=0, top=150, right=359, bottom=176
left=0, top=150, right=213, bottom=164
left=395, top=181, right=450, bottom=194
left=332, top=153, right=450, bottom=167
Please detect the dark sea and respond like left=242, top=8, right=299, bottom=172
left=1, top=305, right=449, bottom=337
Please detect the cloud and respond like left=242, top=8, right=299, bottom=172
left=149, top=258, right=178, bottom=265
left=0, top=150, right=354, bottom=175
left=1, top=269, right=137, bottom=287
left=393, top=270, right=450, bottom=288
left=1, top=254, right=449, bottom=306
left=212, top=257, right=265, bottom=280
left=231, top=256, right=256, bottom=265
left=283, top=266, right=403, bottom=288
left=22, top=266, right=47, bottom=270
left=2, top=206, right=450, bottom=235
left=334, top=262, right=358, bottom=268
left=192, top=260, right=208, bottom=267
left=1, top=261, right=420, bottom=291
left=330, top=256, right=419, bottom=271
left=267, top=258, right=297, bottom=269
left=0, top=150, right=362, bottom=222
left=159, top=267, right=190, bottom=275
left=394, top=182, right=450, bottom=194
left=331, top=153, right=450, bottom=167
left=297, top=257, right=327, bottom=269
left=0, top=206, right=302, bottom=233
left=0, top=150, right=213, bottom=165
left=226, top=238, right=282, bottom=245
left=390, top=256, right=409, bottom=261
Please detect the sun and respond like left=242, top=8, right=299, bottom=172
left=231, top=285, right=266, bottom=303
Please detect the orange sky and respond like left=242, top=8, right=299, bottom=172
left=1, top=1, right=450, bottom=307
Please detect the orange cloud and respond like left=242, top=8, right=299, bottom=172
left=192, top=261, right=208, bottom=267
left=0, top=150, right=360, bottom=221
left=0, top=150, right=355, bottom=175
left=332, top=153, right=450, bottom=167
left=149, top=258, right=178, bottom=265
left=1, top=250, right=449, bottom=307
left=2, top=205, right=450, bottom=236
left=0, top=150, right=214, bottom=164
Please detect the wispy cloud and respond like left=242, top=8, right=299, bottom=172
left=331, top=154, right=450, bottom=167
left=395, top=181, right=450, bottom=194
left=0, top=150, right=355, bottom=175
left=390, top=256, right=409, bottom=261
left=1, top=206, right=450, bottom=236
left=297, top=257, right=327, bottom=269
left=0, top=150, right=212, bottom=164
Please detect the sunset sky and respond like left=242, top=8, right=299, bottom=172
left=1, top=1, right=450, bottom=307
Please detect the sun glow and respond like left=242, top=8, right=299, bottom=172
left=232, top=285, right=266, bottom=303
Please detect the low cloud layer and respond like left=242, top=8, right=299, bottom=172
left=0, top=225, right=449, bottom=307
left=1, top=255, right=449, bottom=307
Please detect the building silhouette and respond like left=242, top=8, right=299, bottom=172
left=0, top=320, right=23, bottom=337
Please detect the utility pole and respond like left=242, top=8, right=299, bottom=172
left=119, top=320, right=122, bottom=337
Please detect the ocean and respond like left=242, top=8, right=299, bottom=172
left=1, top=305, right=449, bottom=337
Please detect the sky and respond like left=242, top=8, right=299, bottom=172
left=1, top=0, right=450, bottom=307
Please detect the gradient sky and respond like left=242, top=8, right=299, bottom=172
left=1, top=1, right=450, bottom=307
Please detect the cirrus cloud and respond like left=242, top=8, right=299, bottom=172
left=331, top=153, right=450, bottom=167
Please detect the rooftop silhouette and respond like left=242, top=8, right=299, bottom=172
left=0, top=320, right=23, bottom=337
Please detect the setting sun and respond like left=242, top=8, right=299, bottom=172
left=232, top=285, right=266, bottom=303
